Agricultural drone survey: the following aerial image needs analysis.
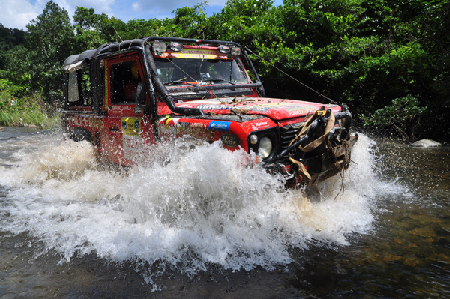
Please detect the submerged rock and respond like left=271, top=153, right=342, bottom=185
left=410, top=139, right=442, bottom=147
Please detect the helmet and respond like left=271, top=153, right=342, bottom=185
left=131, top=62, right=139, bottom=79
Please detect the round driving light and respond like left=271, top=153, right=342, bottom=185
left=152, top=41, right=167, bottom=53
left=249, top=134, right=258, bottom=145
left=258, top=137, right=272, bottom=159
left=168, top=42, right=184, bottom=52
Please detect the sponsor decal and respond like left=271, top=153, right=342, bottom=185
left=177, top=122, right=191, bottom=128
left=251, top=120, right=271, bottom=130
left=190, top=123, right=206, bottom=128
left=196, top=105, right=230, bottom=111
left=111, top=105, right=134, bottom=112
left=160, top=49, right=225, bottom=59
left=133, top=105, right=144, bottom=115
left=122, top=117, right=143, bottom=159
left=208, top=121, right=231, bottom=131
left=121, top=117, right=141, bottom=137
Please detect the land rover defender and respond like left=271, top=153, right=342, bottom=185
left=62, top=37, right=357, bottom=186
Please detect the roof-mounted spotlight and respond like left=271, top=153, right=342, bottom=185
left=217, top=45, right=231, bottom=54
left=218, top=45, right=241, bottom=55
left=152, top=41, right=167, bottom=54
left=231, top=47, right=241, bottom=55
left=168, top=42, right=184, bottom=52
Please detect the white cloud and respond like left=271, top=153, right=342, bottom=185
left=0, top=0, right=117, bottom=30
left=0, top=0, right=40, bottom=29
left=0, top=0, right=237, bottom=31
left=206, top=0, right=228, bottom=5
left=132, top=2, right=141, bottom=11
left=55, top=0, right=116, bottom=21
left=132, top=0, right=227, bottom=14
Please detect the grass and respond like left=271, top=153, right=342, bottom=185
left=0, top=90, right=60, bottom=129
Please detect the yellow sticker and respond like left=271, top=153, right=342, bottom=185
left=121, top=117, right=142, bottom=137
left=161, top=49, right=225, bottom=59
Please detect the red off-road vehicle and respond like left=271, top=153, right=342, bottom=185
left=61, top=37, right=357, bottom=186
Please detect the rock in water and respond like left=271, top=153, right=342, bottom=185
left=411, top=139, right=442, bottom=147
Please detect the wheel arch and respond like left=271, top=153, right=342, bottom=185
left=71, top=127, right=94, bottom=143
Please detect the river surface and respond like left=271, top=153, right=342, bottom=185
left=0, top=127, right=448, bottom=298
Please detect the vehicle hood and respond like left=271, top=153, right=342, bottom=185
left=175, top=97, right=341, bottom=120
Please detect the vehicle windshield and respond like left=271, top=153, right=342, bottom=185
left=154, top=57, right=250, bottom=85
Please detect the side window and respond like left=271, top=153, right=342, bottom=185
left=110, top=60, right=143, bottom=104
left=67, top=67, right=92, bottom=106
left=68, top=72, right=79, bottom=103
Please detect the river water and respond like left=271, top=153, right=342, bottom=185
left=0, top=127, right=448, bottom=298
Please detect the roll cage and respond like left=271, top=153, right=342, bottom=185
left=62, top=37, right=265, bottom=118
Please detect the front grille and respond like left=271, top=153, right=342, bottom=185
left=278, top=126, right=301, bottom=164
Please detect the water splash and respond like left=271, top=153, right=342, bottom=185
left=0, top=133, right=382, bottom=275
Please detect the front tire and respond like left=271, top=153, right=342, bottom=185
left=71, top=128, right=93, bottom=143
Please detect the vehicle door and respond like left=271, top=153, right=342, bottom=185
left=103, top=53, right=154, bottom=165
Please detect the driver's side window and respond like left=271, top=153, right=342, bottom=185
left=110, top=59, right=144, bottom=104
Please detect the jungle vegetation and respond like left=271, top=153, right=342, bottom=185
left=0, top=0, right=448, bottom=141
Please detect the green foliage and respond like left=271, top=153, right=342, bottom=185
left=170, top=2, right=208, bottom=38
left=0, top=45, right=33, bottom=94
left=0, top=86, right=59, bottom=128
left=72, top=7, right=107, bottom=50
left=339, top=41, right=430, bottom=113
left=0, top=79, right=25, bottom=96
left=363, top=95, right=426, bottom=140
left=207, top=0, right=279, bottom=44
left=0, top=25, right=27, bottom=53
left=0, top=25, right=27, bottom=70
left=0, top=0, right=448, bottom=140
left=25, top=1, right=74, bottom=101
left=120, top=19, right=165, bottom=40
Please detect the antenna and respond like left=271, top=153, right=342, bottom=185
left=112, top=24, right=123, bottom=42
left=244, top=46, right=337, bottom=105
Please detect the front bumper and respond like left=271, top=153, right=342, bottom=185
left=263, top=108, right=358, bottom=186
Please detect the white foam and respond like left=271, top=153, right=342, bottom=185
left=0, top=133, right=385, bottom=273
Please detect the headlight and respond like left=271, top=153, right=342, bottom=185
left=258, top=137, right=272, bottom=159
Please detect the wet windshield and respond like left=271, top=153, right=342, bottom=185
left=154, top=58, right=250, bottom=85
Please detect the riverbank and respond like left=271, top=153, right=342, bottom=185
left=0, top=92, right=60, bottom=129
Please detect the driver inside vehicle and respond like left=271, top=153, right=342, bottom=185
left=111, top=60, right=145, bottom=104
left=124, top=62, right=143, bottom=102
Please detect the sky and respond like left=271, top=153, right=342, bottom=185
left=0, top=0, right=284, bottom=30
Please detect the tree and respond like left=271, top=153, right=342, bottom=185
left=25, top=1, right=75, bottom=100
left=363, top=94, right=426, bottom=140
left=171, top=2, right=208, bottom=38
left=72, top=7, right=105, bottom=50
left=121, top=18, right=165, bottom=40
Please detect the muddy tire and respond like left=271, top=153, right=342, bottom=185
left=71, top=128, right=93, bottom=143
